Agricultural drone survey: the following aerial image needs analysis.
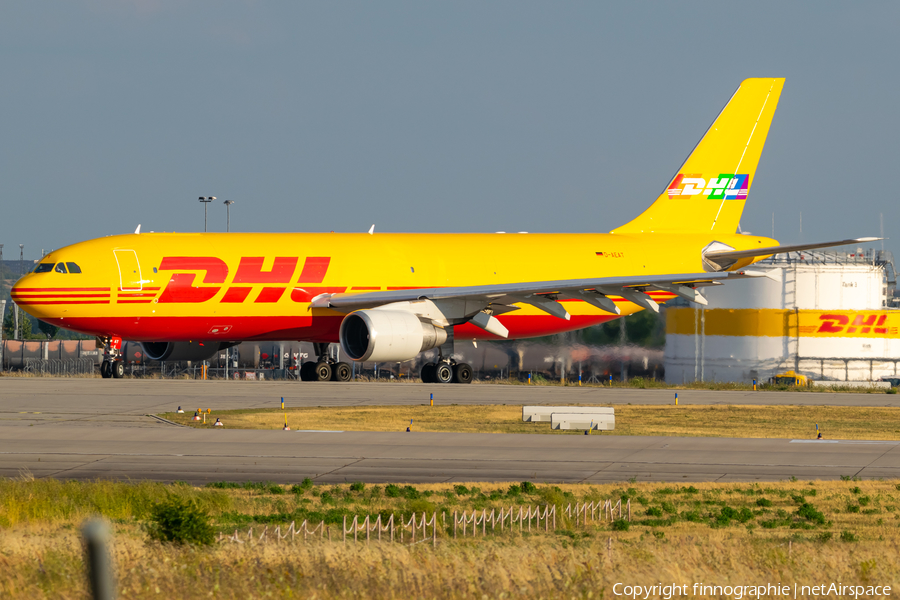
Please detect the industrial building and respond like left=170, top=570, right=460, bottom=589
left=665, top=249, right=898, bottom=384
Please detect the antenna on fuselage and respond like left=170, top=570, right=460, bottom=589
left=134, top=224, right=141, bottom=234
left=368, top=224, right=375, bottom=235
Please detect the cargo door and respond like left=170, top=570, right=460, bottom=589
left=114, top=249, right=143, bottom=291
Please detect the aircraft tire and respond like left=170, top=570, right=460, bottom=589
left=100, top=361, right=112, bottom=378
left=112, top=361, right=125, bottom=379
left=314, top=361, right=332, bottom=382
left=299, top=362, right=317, bottom=381
left=453, top=363, right=473, bottom=384
left=332, top=362, right=352, bottom=382
left=420, top=363, right=436, bottom=383
left=435, top=363, right=454, bottom=384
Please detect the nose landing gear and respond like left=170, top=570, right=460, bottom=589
left=98, top=336, right=125, bottom=379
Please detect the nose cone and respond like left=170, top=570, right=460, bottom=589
left=11, top=270, right=45, bottom=319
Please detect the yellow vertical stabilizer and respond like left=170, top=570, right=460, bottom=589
left=612, top=78, right=784, bottom=235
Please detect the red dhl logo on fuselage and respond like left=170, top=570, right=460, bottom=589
left=15, top=255, right=678, bottom=307
left=152, top=256, right=333, bottom=304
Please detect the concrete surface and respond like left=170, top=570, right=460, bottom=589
left=1, top=378, right=899, bottom=484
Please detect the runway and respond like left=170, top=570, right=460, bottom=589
left=2, top=378, right=899, bottom=484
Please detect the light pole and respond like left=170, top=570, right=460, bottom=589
left=15, top=244, right=23, bottom=340
left=198, top=197, right=215, bottom=232
left=224, top=200, right=235, bottom=232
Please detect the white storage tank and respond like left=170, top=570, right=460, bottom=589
left=664, top=250, right=898, bottom=383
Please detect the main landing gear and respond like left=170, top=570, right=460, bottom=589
left=420, top=360, right=473, bottom=384
left=98, top=336, right=125, bottom=379
left=299, top=343, right=353, bottom=382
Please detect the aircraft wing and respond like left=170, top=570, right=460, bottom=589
left=309, top=270, right=769, bottom=337
left=703, top=237, right=881, bottom=270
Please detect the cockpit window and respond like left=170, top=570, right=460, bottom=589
left=66, top=262, right=82, bottom=273
left=54, top=263, right=68, bottom=274
left=33, top=263, right=54, bottom=273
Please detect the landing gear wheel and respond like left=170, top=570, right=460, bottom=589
left=434, top=362, right=454, bottom=384
left=112, top=361, right=125, bottom=379
left=453, top=363, right=473, bottom=384
left=100, top=361, right=112, bottom=378
left=314, top=361, right=332, bottom=382
left=420, top=363, right=436, bottom=383
left=332, top=362, right=352, bottom=382
left=299, top=362, right=317, bottom=381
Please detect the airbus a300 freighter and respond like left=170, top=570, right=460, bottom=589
left=12, top=78, right=874, bottom=382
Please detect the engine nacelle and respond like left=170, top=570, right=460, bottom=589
left=140, top=341, right=222, bottom=362
left=339, top=310, right=447, bottom=362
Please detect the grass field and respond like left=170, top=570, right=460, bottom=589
left=1, top=477, right=899, bottom=599
left=161, top=403, right=900, bottom=440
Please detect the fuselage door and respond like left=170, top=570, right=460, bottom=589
left=114, top=249, right=143, bottom=291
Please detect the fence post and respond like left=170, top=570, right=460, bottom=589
left=453, top=511, right=457, bottom=538
left=342, top=516, right=346, bottom=543
left=82, top=519, right=115, bottom=600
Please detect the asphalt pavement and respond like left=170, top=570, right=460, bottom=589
left=1, top=378, right=898, bottom=484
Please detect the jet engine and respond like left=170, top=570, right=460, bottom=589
left=140, top=341, right=223, bottom=362
left=339, top=310, right=447, bottom=362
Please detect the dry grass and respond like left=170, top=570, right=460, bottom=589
left=2, top=478, right=900, bottom=598
left=163, top=404, right=900, bottom=440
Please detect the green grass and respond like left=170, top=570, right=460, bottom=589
left=161, top=403, right=900, bottom=440
left=3, top=478, right=900, bottom=599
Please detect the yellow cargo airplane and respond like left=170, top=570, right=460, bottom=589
left=11, top=78, right=875, bottom=382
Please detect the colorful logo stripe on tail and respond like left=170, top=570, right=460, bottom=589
left=667, top=173, right=749, bottom=200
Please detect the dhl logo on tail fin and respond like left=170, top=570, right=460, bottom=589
left=667, top=173, right=749, bottom=200
left=613, top=78, right=784, bottom=234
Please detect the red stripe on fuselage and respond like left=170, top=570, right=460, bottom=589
left=12, top=288, right=110, bottom=292
left=12, top=293, right=111, bottom=299
left=14, top=300, right=111, bottom=305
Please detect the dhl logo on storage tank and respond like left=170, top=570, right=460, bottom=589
left=803, top=313, right=899, bottom=337
left=667, top=309, right=900, bottom=338
left=667, top=173, right=750, bottom=200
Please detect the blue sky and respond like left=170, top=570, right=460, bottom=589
left=1, top=2, right=898, bottom=261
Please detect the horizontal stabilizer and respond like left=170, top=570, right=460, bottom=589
left=704, top=237, right=881, bottom=270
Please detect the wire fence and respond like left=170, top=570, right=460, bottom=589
left=23, top=358, right=95, bottom=376
left=219, top=500, right=632, bottom=546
